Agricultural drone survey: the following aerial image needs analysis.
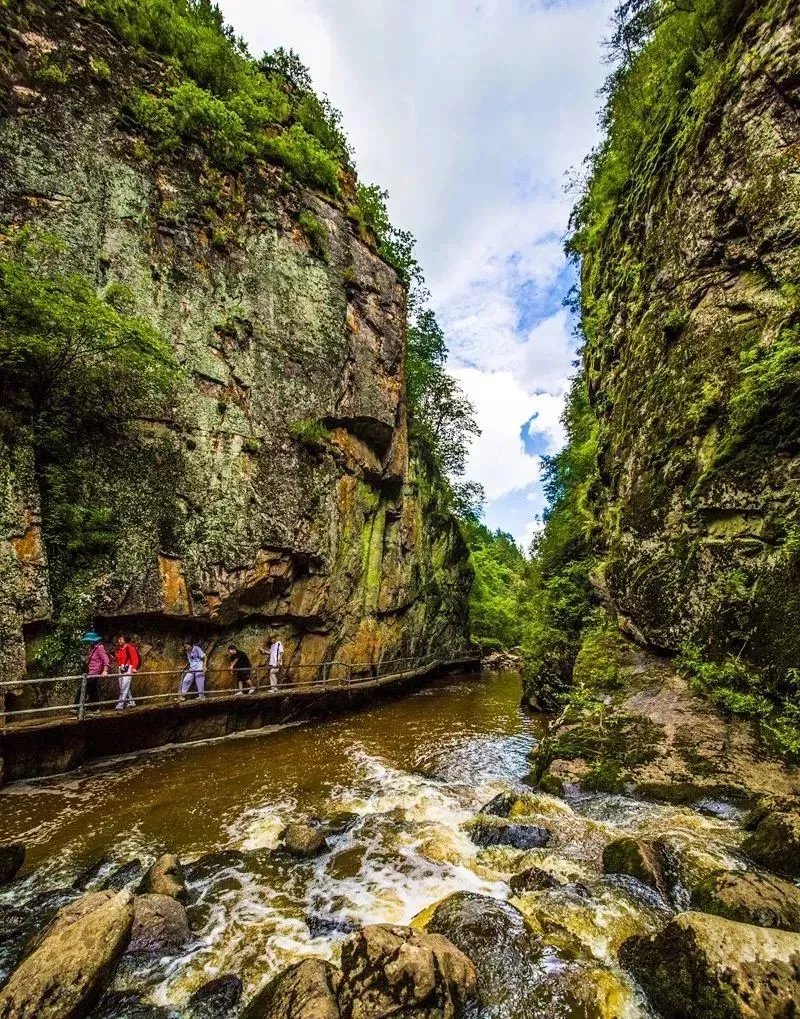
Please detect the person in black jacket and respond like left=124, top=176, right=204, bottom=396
left=228, top=645, right=254, bottom=695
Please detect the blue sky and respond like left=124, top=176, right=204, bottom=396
left=221, top=0, right=615, bottom=546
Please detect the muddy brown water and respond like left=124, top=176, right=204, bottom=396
left=0, top=672, right=748, bottom=1016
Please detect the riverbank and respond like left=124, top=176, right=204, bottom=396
left=0, top=657, right=479, bottom=787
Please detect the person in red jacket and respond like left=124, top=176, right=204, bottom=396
left=114, top=634, right=140, bottom=710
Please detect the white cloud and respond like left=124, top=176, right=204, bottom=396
left=220, top=0, right=614, bottom=537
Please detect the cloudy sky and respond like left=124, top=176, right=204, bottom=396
left=221, top=0, right=615, bottom=546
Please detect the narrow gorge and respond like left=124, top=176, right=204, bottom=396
left=1, top=2, right=799, bottom=1019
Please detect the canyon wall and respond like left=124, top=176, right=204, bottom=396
left=0, top=6, right=471, bottom=693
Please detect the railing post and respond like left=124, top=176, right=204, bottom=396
left=77, top=674, right=88, bottom=721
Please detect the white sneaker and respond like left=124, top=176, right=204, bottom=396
left=198, top=694, right=206, bottom=700
left=248, top=687, right=256, bottom=694
left=128, top=701, right=135, bottom=708
left=115, top=703, right=124, bottom=710
left=235, top=690, right=244, bottom=696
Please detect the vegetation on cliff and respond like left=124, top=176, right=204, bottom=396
left=522, top=0, right=800, bottom=761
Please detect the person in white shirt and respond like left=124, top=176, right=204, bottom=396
left=261, top=636, right=283, bottom=688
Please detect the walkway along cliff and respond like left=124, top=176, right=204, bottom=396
left=0, top=1, right=473, bottom=730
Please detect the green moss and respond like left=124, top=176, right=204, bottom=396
left=288, top=419, right=330, bottom=448
left=297, top=210, right=330, bottom=261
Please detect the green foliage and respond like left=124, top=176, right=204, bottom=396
left=289, top=418, right=330, bottom=447
left=89, top=56, right=112, bottom=81
left=570, top=0, right=758, bottom=259
left=354, top=183, right=423, bottom=289
left=89, top=0, right=346, bottom=190
left=36, top=62, right=69, bottom=86
left=520, top=379, right=599, bottom=703
left=464, top=521, right=527, bottom=649
left=0, top=228, right=176, bottom=565
left=677, top=643, right=800, bottom=762
left=297, top=210, right=329, bottom=260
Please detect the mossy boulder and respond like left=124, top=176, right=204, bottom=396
left=466, top=817, right=551, bottom=850
left=620, top=911, right=800, bottom=1019
left=509, top=865, right=563, bottom=895
left=741, top=807, right=800, bottom=878
left=137, top=854, right=189, bottom=903
left=602, top=837, right=670, bottom=900
left=281, top=824, right=328, bottom=858
left=692, top=870, right=800, bottom=932
left=243, top=958, right=341, bottom=1019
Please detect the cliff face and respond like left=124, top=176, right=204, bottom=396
left=0, top=8, right=471, bottom=688
left=581, top=4, right=800, bottom=680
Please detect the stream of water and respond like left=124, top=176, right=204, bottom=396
left=0, top=671, right=748, bottom=1017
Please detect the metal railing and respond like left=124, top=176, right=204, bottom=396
left=0, top=651, right=480, bottom=727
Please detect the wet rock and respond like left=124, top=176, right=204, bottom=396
left=338, top=924, right=477, bottom=1019
left=306, top=913, right=360, bottom=938
left=321, top=812, right=360, bottom=837
left=127, top=894, right=190, bottom=954
left=91, top=990, right=175, bottom=1018
left=0, top=843, right=24, bottom=885
left=467, top=818, right=551, bottom=850
left=0, top=888, right=134, bottom=1018
left=0, top=887, right=79, bottom=979
left=602, top=837, right=670, bottom=899
left=692, top=870, right=800, bottom=932
left=620, top=910, right=800, bottom=1019
left=423, top=891, right=540, bottom=1012
left=104, top=859, right=143, bottom=891
left=281, top=824, right=328, bottom=858
left=479, top=791, right=518, bottom=817
left=509, top=865, right=562, bottom=894
left=29, top=890, right=117, bottom=952
left=183, top=850, right=247, bottom=884
left=243, top=958, right=341, bottom=1019
left=742, top=806, right=800, bottom=878
left=537, top=773, right=566, bottom=797
left=72, top=856, right=111, bottom=891
left=138, top=853, right=189, bottom=903
left=542, top=962, right=634, bottom=1019
left=186, top=974, right=243, bottom=1018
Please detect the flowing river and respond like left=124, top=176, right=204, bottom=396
left=0, top=671, right=748, bottom=1017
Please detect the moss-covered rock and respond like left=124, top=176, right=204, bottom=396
left=602, top=838, right=670, bottom=900
left=741, top=807, right=800, bottom=878
left=692, top=870, right=800, bottom=933
left=620, top=911, right=800, bottom=1019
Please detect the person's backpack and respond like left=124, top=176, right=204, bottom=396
left=128, top=644, right=141, bottom=670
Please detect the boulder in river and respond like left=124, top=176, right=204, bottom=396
left=509, top=865, right=562, bottom=894
left=0, top=888, right=134, bottom=1018
left=0, top=842, right=24, bottom=885
left=243, top=958, right=341, bottom=1019
left=479, top=791, right=518, bottom=817
left=422, top=891, right=541, bottom=1013
left=602, top=836, right=670, bottom=900
left=281, top=824, right=328, bottom=858
left=127, top=894, right=191, bottom=954
left=338, top=924, right=477, bottom=1019
left=72, top=856, right=111, bottom=891
left=467, top=817, right=551, bottom=850
left=138, top=853, right=189, bottom=903
left=692, top=869, right=800, bottom=932
left=186, top=974, right=243, bottom=1018
left=28, top=889, right=117, bottom=952
left=104, top=859, right=143, bottom=891
left=741, top=805, right=800, bottom=878
left=620, top=910, right=800, bottom=1019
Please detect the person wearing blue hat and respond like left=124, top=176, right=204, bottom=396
left=77, top=631, right=109, bottom=712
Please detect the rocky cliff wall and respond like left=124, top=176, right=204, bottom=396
left=581, top=3, right=800, bottom=684
left=0, top=7, right=471, bottom=690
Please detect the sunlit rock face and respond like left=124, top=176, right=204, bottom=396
left=0, top=9, right=471, bottom=688
left=582, top=7, right=800, bottom=672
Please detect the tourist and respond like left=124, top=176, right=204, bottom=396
left=114, top=634, right=140, bottom=710
left=267, top=636, right=284, bottom=688
left=228, top=645, right=254, bottom=694
left=75, top=631, right=109, bottom=712
left=180, top=641, right=206, bottom=700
